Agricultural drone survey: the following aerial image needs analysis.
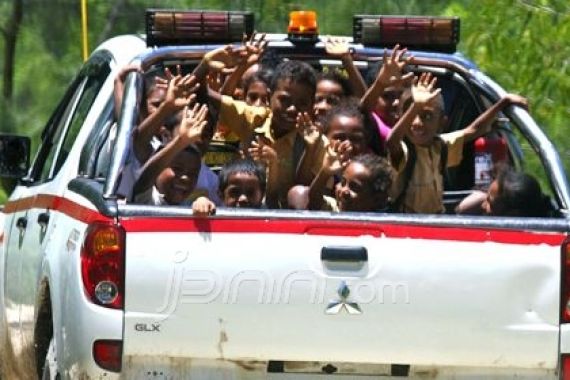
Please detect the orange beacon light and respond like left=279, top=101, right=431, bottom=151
left=288, top=11, right=318, bottom=43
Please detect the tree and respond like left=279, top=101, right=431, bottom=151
left=0, top=0, right=23, bottom=101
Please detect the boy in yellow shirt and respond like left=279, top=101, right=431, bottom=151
left=387, top=72, right=528, bottom=213
left=201, top=51, right=322, bottom=207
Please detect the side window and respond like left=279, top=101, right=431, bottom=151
left=52, top=66, right=110, bottom=176
left=29, top=51, right=112, bottom=183
left=78, top=98, right=114, bottom=179
left=37, top=80, right=86, bottom=182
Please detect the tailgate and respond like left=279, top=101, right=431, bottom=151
left=121, top=216, right=562, bottom=370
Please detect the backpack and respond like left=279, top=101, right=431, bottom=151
left=392, top=137, right=448, bottom=212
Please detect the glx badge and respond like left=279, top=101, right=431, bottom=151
left=135, top=323, right=161, bottom=332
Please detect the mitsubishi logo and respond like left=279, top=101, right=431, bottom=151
left=325, top=281, right=361, bottom=315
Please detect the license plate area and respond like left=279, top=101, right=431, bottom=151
left=268, top=361, right=409, bottom=376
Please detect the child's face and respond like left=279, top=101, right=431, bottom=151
left=222, top=172, right=263, bottom=208
left=406, top=102, right=444, bottom=147
left=335, top=162, right=386, bottom=212
left=145, top=86, right=167, bottom=117
left=314, top=79, right=343, bottom=120
left=374, top=85, right=406, bottom=126
left=245, top=80, right=270, bottom=107
left=270, top=79, right=314, bottom=137
left=156, top=150, right=201, bottom=205
left=326, top=115, right=368, bottom=157
left=234, top=64, right=260, bottom=100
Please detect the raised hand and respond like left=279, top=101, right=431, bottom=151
left=164, top=64, right=182, bottom=80
left=207, top=71, right=225, bottom=93
left=243, top=32, right=268, bottom=67
left=203, top=45, right=248, bottom=74
left=336, top=139, right=354, bottom=163
left=297, top=112, right=321, bottom=148
left=503, top=93, right=529, bottom=110
left=248, top=139, right=277, bottom=166
left=178, top=103, right=209, bottom=145
left=325, top=36, right=352, bottom=58
left=322, top=140, right=352, bottom=176
left=377, top=44, right=414, bottom=86
left=411, top=72, right=441, bottom=107
left=153, top=76, right=169, bottom=92
left=164, top=69, right=200, bottom=111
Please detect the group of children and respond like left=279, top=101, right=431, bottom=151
left=114, top=36, right=552, bottom=218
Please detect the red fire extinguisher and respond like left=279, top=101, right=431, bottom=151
left=474, top=123, right=508, bottom=190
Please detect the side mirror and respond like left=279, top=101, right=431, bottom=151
left=0, top=134, right=30, bottom=179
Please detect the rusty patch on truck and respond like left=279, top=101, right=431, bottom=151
left=225, top=359, right=266, bottom=371
left=217, top=318, right=228, bottom=359
left=413, top=368, right=439, bottom=379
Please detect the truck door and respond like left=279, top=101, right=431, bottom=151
left=2, top=186, right=31, bottom=358
left=12, top=53, right=112, bottom=354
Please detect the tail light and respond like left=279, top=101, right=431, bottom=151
left=562, top=238, right=570, bottom=323
left=81, top=222, right=125, bottom=309
left=561, top=354, right=570, bottom=380
left=93, top=339, right=122, bottom=372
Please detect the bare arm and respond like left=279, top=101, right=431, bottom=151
left=385, top=103, right=419, bottom=168
left=455, top=190, right=486, bottom=215
left=134, top=104, right=208, bottom=196
left=192, top=44, right=252, bottom=87
left=386, top=73, right=441, bottom=167
left=295, top=112, right=323, bottom=185
left=248, top=139, right=279, bottom=208
left=308, top=168, right=331, bottom=211
left=190, top=44, right=252, bottom=112
left=133, top=134, right=186, bottom=196
left=113, top=64, right=141, bottom=120
left=325, top=37, right=366, bottom=97
left=462, top=94, right=528, bottom=142
left=133, top=72, right=198, bottom=162
left=219, top=65, right=247, bottom=96
left=220, top=33, right=267, bottom=96
left=308, top=141, right=349, bottom=210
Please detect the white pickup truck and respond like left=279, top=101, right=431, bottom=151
left=1, top=10, right=570, bottom=380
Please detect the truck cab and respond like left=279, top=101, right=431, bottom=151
left=1, top=10, right=570, bottom=380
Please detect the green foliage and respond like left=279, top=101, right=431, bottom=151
left=455, top=0, right=570, bottom=182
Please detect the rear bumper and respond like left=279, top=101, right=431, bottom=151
left=120, top=357, right=558, bottom=379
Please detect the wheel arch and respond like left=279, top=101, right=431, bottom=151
left=34, top=278, right=53, bottom=377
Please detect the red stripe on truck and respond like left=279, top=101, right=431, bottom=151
left=3, top=194, right=109, bottom=224
left=4, top=195, right=566, bottom=245
left=120, top=217, right=566, bottom=246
